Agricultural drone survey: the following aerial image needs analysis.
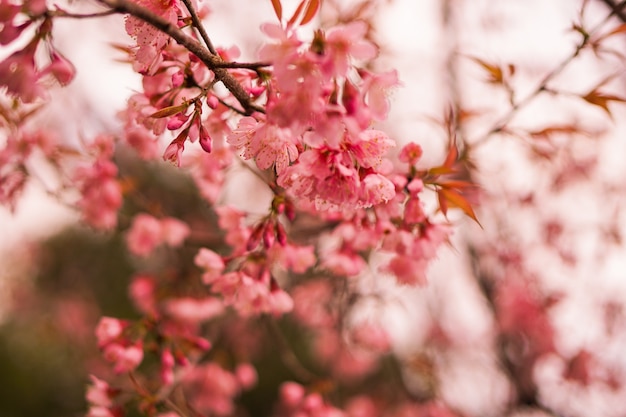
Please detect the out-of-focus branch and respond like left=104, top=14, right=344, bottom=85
left=96, top=0, right=264, bottom=115
left=599, top=0, right=626, bottom=22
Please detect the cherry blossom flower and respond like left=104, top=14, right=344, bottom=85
left=0, top=43, right=45, bottom=102
left=194, top=247, right=225, bottom=284
left=124, top=0, right=180, bottom=74
left=321, top=21, right=377, bottom=77
left=126, top=213, right=163, bottom=257
left=103, top=342, right=144, bottom=374
left=95, top=317, right=126, bottom=347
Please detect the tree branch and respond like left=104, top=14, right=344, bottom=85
left=598, top=0, right=626, bottom=22
left=180, top=0, right=217, bottom=54
left=96, top=0, right=264, bottom=115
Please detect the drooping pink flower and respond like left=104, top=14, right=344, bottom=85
left=0, top=43, right=45, bottom=103
left=41, top=50, right=76, bottom=86
left=163, top=137, right=185, bottom=167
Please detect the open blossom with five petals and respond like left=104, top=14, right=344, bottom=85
left=227, top=117, right=299, bottom=175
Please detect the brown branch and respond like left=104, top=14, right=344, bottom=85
left=471, top=6, right=618, bottom=148
left=96, top=0, right=264, bottom=115
left=212, top=61, right=272, bottom=69
left=49, top=8, right=117, bottom=18
left=180, top=0, right=217, bottom=54
left=599, top=0, right=626, bottom=22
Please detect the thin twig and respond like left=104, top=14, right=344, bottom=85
left=180, top=0, right=217, bottom=54
left=96, top=0, right=264, bottom=114
left=471, top=7, right=617, bottom=148
left=49, top=8, right=117, bottom=18
left=212, top=61, right=272, bottom=69
left=263, top=317, right=317, bottom=382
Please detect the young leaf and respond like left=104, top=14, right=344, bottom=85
left=469, top=56, right=504, bottom=84
left=581, top=90, right=626, bottom=118
left=300, top=0, right=321, bottom=25
left=150, top=103, right=189, bottom=118
left=443, top=143, right=458, bottom=169
left=271, top=0, right=283, bottom=21
left=438, top=188, right=481, bottom=226
left=287, top=0, right=306, bottom=27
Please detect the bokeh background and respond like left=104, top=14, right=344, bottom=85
left=2, top=0, right=626, bottom=416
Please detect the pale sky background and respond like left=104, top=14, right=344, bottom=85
left=2, top=0, right=626, bottom=416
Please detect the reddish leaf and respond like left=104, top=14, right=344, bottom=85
left=287, top=0, right=306, bottom=27
left=271, top=0, right=283, bottom=20
left=427, top=166, right=456, bottom=177
left=581, top=90, right=626, bottom=118
left=438, top=188, right=481, bottom=226
left=469, top=57, right=504, bottom=84
left=443, top=143, right=458, bottom=169
left=300, top=0, right=320, bottom=25
left=437, top=180, right=476, bottom=189
left=437, top=189, right=449, bottom=217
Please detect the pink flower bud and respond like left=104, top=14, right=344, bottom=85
left=404, top=197, right=425, bottom=225
left=246, top=223, right=264, bottom=251
left=95, top=317, right=125, bottom=347
left=263, top=221, right=275, bottom=248
left=280, top=382, right=305, bottom=408
left=45, top=51, right=76, bottom=86
left=199, top=125, right=212, bottom=153
left=399, top=142, right=423, bottom=165
left=171, top=69, right=184, bottom=87
left=235, top=363, right=258, bottom=389
left=276, top=221, right=287, bottom=246
left=167, top=113, right=189, bottom=130
left=163, top=137, right=185, bottom=167
left=206, top=95, right=219, bottom=109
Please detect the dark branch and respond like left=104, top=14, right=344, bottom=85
left=599, top=0, right=626, bottom=22
left=96, top=0, right=264, bottom=114
left=180, top=0, right=217, bottom=55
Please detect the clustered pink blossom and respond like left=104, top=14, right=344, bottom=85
left=5, top=0, right=612, bottom=416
